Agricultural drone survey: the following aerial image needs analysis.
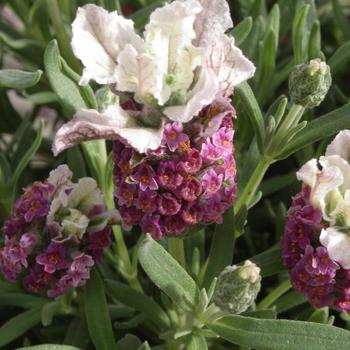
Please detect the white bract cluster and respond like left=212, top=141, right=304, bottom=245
left=297, top=130, right=350, bottom=268
left=53, top=0, right=255, bottom=155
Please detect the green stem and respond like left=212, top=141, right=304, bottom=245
left=47, top=0, right=80, bottom=72
left=257, top=279, right=291, bottom=310
left=167, top=238, right=186, bottom=268
left=234, top=157, right=271, bottom=215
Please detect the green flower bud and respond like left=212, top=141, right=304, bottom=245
left=212, top=260, right=261, bottom=314
left=289, top=59, right=332, bottom=109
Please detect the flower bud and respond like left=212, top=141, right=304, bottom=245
left=212, top=260, right=261, bottom=314
left=289, top=59, right=331, bottom=109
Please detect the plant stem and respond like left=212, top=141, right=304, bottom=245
left=234, top=157, right=271, bottom=215
left=167, top=238, right=186, bottom=268
left=257, top=279, right=291, bottom=309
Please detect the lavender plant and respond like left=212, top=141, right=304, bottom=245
left=1, top=0, right=350, bottom=349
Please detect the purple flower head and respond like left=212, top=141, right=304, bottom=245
left=213, top=127, right=234, bottom=153
left=201, top=138, right=224, bottom=162
left=202, top=169, right=223, bottom=198
left=177, top=177, right=202, bottom=202
left=158, top=193, right=181, bottom=216
left=163, top=122, right=189, bottom=152
left=141, top=214, right=162, bottom=239
left=177, top=149, right=203, bottom=174
left=131, top=164, right=158, bottom=191
left=36, top=243, right=68, bottom=274
left=112, top=98, right=237, bottom=238
left=295, top=205, right=323, bottom=227
left=157, top=161, right=183, bottom=190
left=114, top=182, right=138, bottom=206
left=136, top=190, right=157, bottom=213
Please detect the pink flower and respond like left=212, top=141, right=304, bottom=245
left=157, top=161, right=184, bottom=190
left=202, top=168, right=223, bottom=198
left=135, top=190, right=158, bottom=213
left=141, top=214, right=162, bottom=239
left=131, top=164, right=158, bottom=191
left=158, top=193, right=181, bottom=216
left=36, top=243, right=68, bottom=274
left=163, top=122, right=189, bottom=152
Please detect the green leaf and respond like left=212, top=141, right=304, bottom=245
left=0, top=307, right=42, bottom=347
left=210, top=315, right=350, bottom=350
left=138, top=235, right=200, bottom=311
left=84, top=268, right=116, bottom=350
left=0, top=69, right=42, bottom=89
left=250, top=245, right=284, bottom=277
left=63, top=319, right=89, bottom=348
left=187, top=334, right=208, bottom=350
left=105, top=279, right=171, bottom=331
left=292, top=4, right=310, bottom=64
left=0, top=293, right=48, bottom=309
left=10, top=121, right=43, bottom=193
left=117, top=334, right=142, bottom=349
left=17, top=346, right=81, bottom=350
left=277, top=103, right=350, bottom=159
left=234, top=82, right=265, bottom=151
left=308, top=20, right=321, bottom=59
left=22, top=91, right=59, bottom=105
left=308, top=308, right=330, bottom=324
left=202, top=207, right=235, bottom=289
left=44, top=40, right=87, bottom=117
left=243, top=309, right=277, bottom=319
left=273, top=291, right=308, bottom=314
left=229, top=17, right=253, bottom=46
left=328, top=41, right=350, bottom=76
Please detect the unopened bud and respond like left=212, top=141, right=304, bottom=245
left=212, top=260, right=261, bottom=314
left=289, top=59, right=331, bottom=109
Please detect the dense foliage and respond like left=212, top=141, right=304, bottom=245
left=1, top=0, right=350, bottom=349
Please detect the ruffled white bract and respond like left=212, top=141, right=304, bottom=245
left=53, top=0, right=255, bottom=155
left=297, top=130, right=350, bottom=268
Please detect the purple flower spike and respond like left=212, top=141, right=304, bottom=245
left=202, top=169, right=223, bottom=198
left=131, top=164, right=158, bottom=191
left=158, top=193, right=181, bottom=216
left=36, top=243, right=68, bottom=274
left=112, top=97, right=238, bottom=238
left=164, top=122, right=189, bottom=152
left=136, top=190, right=157, bottom=213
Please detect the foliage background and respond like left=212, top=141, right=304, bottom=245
left=1, top=0, right=350, bottom=349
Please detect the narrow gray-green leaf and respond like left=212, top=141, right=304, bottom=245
left=138, top=236, right=199, bottom=311
left=332, top=0, right=350, bottom=40
left=234, top=82, right=265, bottom=151
left=210, top=315, right=350, bottom=350
left=292, top=4, right=310, bottom=64
left=84, top=268, right=116, bottom=350
left=10, top=121, right=43, bottom=192
left=187, top=334, right=208, bottom=350
left=105, top=279, right=171, bottom=331
left=0, top=293, right=48, bottom=309
left=328, top=41, right=350, bottom=75
left=229, top=17, right=253, bottom=46
left=44, top=40, right=87, bottom=117
left=308, top=20, right=321, bottom=59
left=202, top=207, right=235, bottom=290
left=0, top=307, right=42, bottom=347
left=277, top=103, right=350, bottom=159
left=0, top=69, right=42, bottom=89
